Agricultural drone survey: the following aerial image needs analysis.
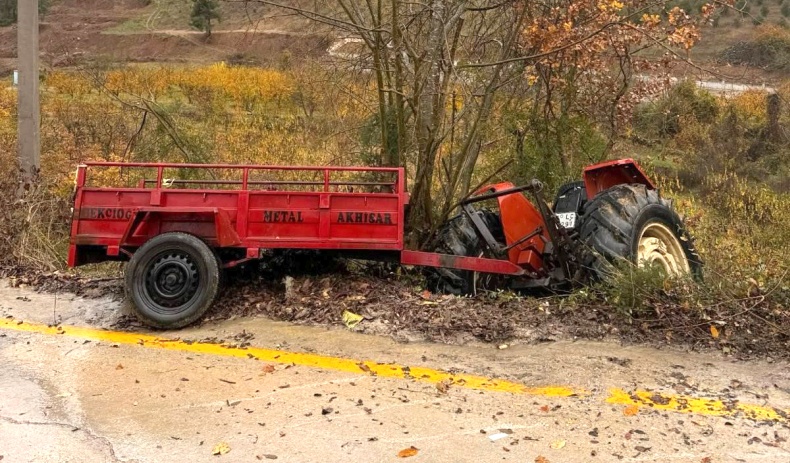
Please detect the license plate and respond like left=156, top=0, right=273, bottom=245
left=556, top=212, right=577, bottom=229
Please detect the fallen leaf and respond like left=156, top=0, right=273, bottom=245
left=420, top=290, right=432, bottom=300
left=397, top=446, right=419, bottom=458
left=535, top=457, right=549, bottom=463
left=700, top=457, right=711, bottom=463
left=623, top=404, right=639, bottom=416
left=436, top=379, right=452, bottom=394
left=342, top=310, right=364, bottom=329
left=539, top=405, right=550, bottom=413
left=115, top=364, right=123, bottom=370
left=550, top=440, right=566, bottom=450
left=357, top=362, right=373, bottom=374
left=710, top=325, right=720, bottom=339
left=261, top=365, right=275, bottom=374
left=211, top=442, right=230, bottom=456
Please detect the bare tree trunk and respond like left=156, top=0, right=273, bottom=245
left=406, top=0, right=448, bottom=239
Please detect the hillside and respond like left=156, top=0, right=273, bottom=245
left=0, top=0, right=787, bottom=84
left=0, top=0, right=330, bottom=75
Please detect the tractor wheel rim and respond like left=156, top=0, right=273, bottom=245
left=637, top=223, right=690, bottom=276
left=145, top=252, right=200, bottom=310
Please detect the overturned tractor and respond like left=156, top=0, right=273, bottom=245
left=68, top=158, right=701, bottom=328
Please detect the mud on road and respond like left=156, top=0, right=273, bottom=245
left=1, top=279, right=790, bottom=462
left=5, top=266, right=788, bottom=361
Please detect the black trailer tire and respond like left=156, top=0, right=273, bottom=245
left=578, top=184, right=702, bottom=280
left=125, top=232, right=221, bottom=329
left=428, top=211, right=504, bottom=295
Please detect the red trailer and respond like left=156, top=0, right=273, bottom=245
left=69, top=160, right=701, bottom=328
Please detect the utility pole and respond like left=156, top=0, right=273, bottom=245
left=18, top=0, right=40, bottom=185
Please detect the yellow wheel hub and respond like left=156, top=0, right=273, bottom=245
left=637, top=223, right=690, bottom=276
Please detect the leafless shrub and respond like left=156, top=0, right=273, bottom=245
left=0, top=171, right=71, bottom=272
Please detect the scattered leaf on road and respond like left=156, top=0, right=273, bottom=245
left=623, top=404, right=639, bottom=416
left=342, top=310, right=364, bottom=329
left=211, top=442, right=231, bottom=456
left=115, top=364, right=123, bottom=370
left=710, top=325, right=720, bottom=339
left=261, top=364, right=275, bottom=374
left=436, top=379, right=452, bottom=394
left=535, top=457, right=549, bottom=463
left=550, top=440, right=566, bottom=450
left=539, top=405, right=550, bottom=413
left=397, top=446, right=419, bottom=458
left=357, top=362, right=373, bottom=374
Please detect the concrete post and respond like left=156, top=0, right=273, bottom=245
left=17, top=0, right=41, bottom=184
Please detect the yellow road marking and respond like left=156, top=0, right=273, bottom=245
left=0, top=318, right=579, bottom=397
left=1, top=318, right=787, bottom=424
left=607, top=388, right=789, bottom=423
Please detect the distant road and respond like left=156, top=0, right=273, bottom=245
left=696, top=80, right=776, bottom=96
left=638, top=75, right=776, bottom=96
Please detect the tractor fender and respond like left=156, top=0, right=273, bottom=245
left=582, top=158, right=655, bottom=200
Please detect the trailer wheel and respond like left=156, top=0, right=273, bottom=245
left=578, top=184, right=702, bottom=280
left=125, top=232, right=221, bottom=329
left=428, top=211, right=504, bottom=295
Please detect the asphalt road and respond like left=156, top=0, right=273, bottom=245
left=1, top=281, right=789, bottom=463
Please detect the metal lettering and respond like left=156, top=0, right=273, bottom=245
left=80, top=208, right=134, bottom=221
left=263, top=210, right=304, bottom=223
left=336, top=212, right=393, bottom=225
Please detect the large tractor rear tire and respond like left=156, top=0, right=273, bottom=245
left=125, top=232, right=221, bottom=329
left=578, top=184, right=702, bottom=280
left=428, top=211, right=504, bottom=295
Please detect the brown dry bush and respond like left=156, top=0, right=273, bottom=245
left=0, top=171, right=71, bottom=273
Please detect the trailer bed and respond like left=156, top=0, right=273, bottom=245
left=69, top=163, right=407, bottom=266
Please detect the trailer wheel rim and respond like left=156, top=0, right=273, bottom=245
left=637, top=223, right=690, bottom=276
left=144, top=252, right=200, bottom=311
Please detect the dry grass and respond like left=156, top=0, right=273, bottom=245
left=0, top=173, right=71, bottom=272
